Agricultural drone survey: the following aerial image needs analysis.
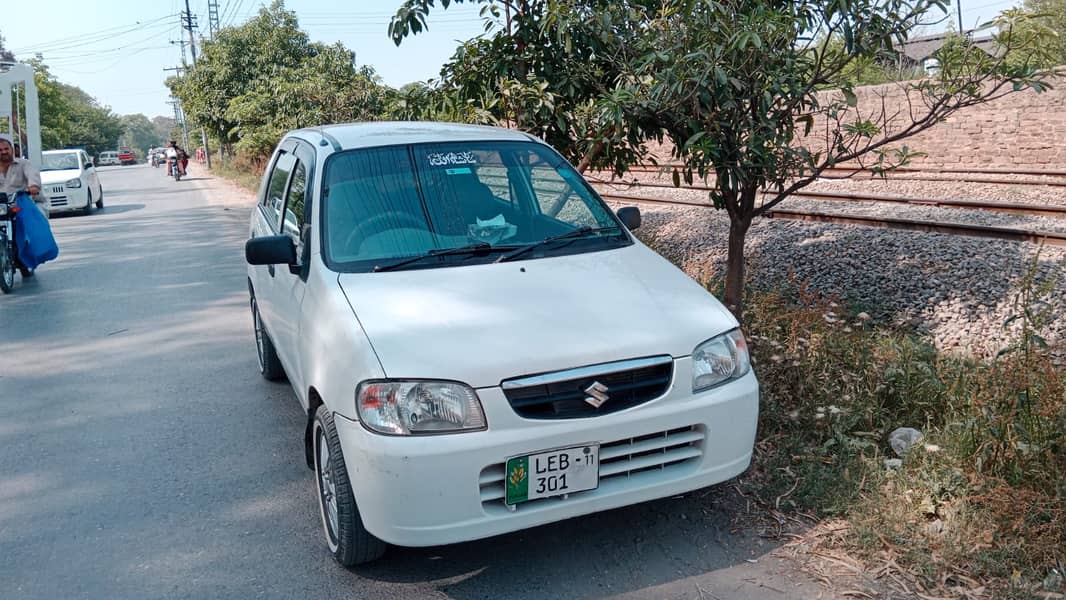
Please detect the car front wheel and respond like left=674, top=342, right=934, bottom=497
left=313, top=405, right=386, bottom=566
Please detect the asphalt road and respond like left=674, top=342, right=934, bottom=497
left=0, top=164, right=832, bottom=599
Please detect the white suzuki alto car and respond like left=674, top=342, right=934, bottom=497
left=245, top=122, right=758, bottom=566
left=41, top=149, right=104, bottom=215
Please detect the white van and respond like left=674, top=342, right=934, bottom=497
left=98, top=151, right=119, bottom=166
left=245, top=122, right=759, bottom=566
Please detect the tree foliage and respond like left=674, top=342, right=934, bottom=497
left=23, top=59, right=123, bottom=156
left=0, top=31, right=14, bottom=62
left=120, top=113, right=161, bottom=156
left=1015, top=0, right=1066, bottom=67
left=170, top=0, right=393, bottom=164
left=389, top=0, right=658, bottom=173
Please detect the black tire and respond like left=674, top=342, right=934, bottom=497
left=95, top=188, right=104, bottom=209
left=84, top=190, right=94, bottom=214
left=313, top=406, right=386, bottom=566
left=0, top=234, right=14, bottom=294
left=251, top=296, right=285, bottom=381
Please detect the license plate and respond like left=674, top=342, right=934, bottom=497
left=505, top=444, right=599, bottom=505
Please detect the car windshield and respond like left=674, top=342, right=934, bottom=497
left=323, top=141, right=628, bottom=272
left=42, top=153, right=81, bottom=171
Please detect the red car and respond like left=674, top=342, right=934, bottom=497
left=118, top=147, right=136, bottom=165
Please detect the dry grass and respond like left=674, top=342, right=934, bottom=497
left=639, top=233, right=1065, bottom=598
left=735, top=276, right=1065, bottom=598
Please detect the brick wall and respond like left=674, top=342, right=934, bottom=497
left=802, top=75, right=1066, bottom=168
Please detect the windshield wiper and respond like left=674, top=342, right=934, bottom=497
left=373, top=242, right=514, bottom=272
left=495, top=226, right=623, bottom=263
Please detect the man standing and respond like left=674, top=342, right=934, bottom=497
left=0, top=135, right=46, bottom=276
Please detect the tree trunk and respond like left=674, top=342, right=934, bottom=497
left=723, top=217, right=751, bottom=320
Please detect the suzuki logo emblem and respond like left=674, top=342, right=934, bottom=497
left=584, top=381, right=610, bottom=408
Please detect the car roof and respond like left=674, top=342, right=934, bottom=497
left=44, top=149, right=80, bottom=154
left=289, top=121, right=542, bottom=151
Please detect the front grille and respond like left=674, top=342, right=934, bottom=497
left=502, top=356, right=673, bottom=419
left=50, top=196, right=68, bottom=207
left=478, top=425, right=704, bottom=508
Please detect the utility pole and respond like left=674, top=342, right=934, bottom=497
left=167, top=97, right=190, bottom=150
left=182, top=0, right=212, bottom=168
left=170, top=39, right=188, bottom=68
left=956, top=0, right=964, bottom=35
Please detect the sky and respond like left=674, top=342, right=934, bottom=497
left=2, top=0, right=1024, bottom=121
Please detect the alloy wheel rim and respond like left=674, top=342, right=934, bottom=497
left=253, top=301, right=265, bottom=370
left=317, top=431, right=339, bottom=540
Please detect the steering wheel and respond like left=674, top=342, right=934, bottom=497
left=344, top=212, right=426, bottom=253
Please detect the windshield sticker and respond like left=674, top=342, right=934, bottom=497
left=427, top=151, right=478, bottom=167
left=445, top=167, right=472, bottom=175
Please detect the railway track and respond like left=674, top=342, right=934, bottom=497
left=596, top=191, right=1066, bottom=248
left=591, top=186, right=1066, bottom=219
left=610, top=165, right=1066, bottom=188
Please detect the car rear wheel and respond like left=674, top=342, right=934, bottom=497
left=313, top=405, right=386, bottom=566
left=251, top=296, right=284, bottom=381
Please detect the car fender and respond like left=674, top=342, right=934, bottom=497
left=297, top=258, right=386, bottom=419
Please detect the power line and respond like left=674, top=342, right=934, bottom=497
left=9, top=15, right=179, bottom=54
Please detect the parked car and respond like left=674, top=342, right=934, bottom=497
left=98, top=151, right=119, bottom=166
left=118, top=147, right=136, bottom=165
left=41, top=149, right=104, bottom=215
left=244, top=122, right=758, bottom=566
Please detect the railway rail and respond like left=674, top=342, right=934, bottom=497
left=610, top=165, right=1066, bottom=188
left=596, top=190, right=1066, bottom=248
left=588, top=181, right=1066, bottom=219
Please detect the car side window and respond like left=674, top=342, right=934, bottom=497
left=282, top=159, right=307, bottom=246
left=262, top=152, right=296, bottom=231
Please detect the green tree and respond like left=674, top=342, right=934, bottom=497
left=1015, top=0, right=1066, bottom=66
left=389, top=0, right=655, bottom=173
left=172, top=0, right=393, bottom=163
left=120, top=114, right=160, bottom=156
left=58, top=84, right=123, bottom=156
left=27, top=59, right=74, bottom=151
left=396, top=0, right=1053, bottom=317
left=0, top=30, right=14, bottom=61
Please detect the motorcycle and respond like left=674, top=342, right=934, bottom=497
left=0, top=191, right=27, bottom=293
left=168, top=158, right=183, bottom=181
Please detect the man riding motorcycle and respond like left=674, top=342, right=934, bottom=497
left=164, top=141, right=189, bottom=178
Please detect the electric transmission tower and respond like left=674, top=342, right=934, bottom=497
left=207, top=0, right=220, bottom=38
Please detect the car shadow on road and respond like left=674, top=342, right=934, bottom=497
left=353, top=488, right=802, bottom=599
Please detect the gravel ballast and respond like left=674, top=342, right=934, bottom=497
left=598, top=176, right=1066, bottom=361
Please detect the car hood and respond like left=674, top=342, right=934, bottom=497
left=338, top=243, right=738, bottom=388
left=40, top=169, right=81, bottom=184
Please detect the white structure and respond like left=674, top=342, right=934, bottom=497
left=0, top=62, right=42, bottom=165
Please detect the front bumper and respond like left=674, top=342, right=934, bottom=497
left=333, top=359, right=758, bottom=547
left=45, top=184, right=90, bottom=213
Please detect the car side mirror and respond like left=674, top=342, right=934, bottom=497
left=84, top=162, right=93, bottom=170
left=617, top=206, right=641, bottom=230
left=245, top=235, right=296, bottom=266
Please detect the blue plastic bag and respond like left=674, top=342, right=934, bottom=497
left=13, top=192, right=58, bottom=270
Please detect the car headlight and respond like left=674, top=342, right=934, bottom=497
left=356, top=380, right=486, bottom=435
left=692, top=329, right=751, bottom=392
left=65, top=178, right=82, bottom=188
